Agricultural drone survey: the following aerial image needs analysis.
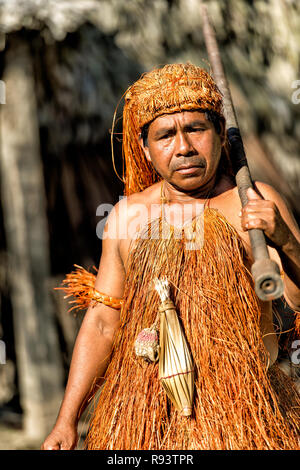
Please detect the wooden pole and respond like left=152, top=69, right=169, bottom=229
left=200, top=1, right=284, bottom=301
left=0, top=35, right=64, bottom=441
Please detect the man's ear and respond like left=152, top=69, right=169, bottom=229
left=138, top=134, right=152, bottom=163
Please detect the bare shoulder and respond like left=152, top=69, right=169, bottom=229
left=253, top=180, right=291, bottom=209
left=91, top=188, right=158, bottom=302
left=223, top=180, right=288, bottom=206
left=106, top=183, right=161, bottom=267
left=253, top=181, right=286, bottom=202
left=108, top=182, right=161, bottom=233
left=253, top=181, right=300, bottom=241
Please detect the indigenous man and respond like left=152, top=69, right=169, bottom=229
left=41, top=63, right=300, bottom=450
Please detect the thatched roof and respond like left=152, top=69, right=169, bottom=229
left=1, top=0, right=300, bottom=215
left=0, top=0, right=108, bottom=40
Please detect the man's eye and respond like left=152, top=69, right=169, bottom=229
left=190, top=127, right=205, bottom=132
left=160, top=133, right=172, bottom=139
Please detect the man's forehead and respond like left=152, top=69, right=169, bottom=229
left=149, top=110, right=209, bottom=130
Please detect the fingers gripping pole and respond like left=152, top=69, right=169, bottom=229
left=200, top=1, right=283, bottom=301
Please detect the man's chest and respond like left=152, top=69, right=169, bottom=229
left=119, top=191, right=282, bottom=277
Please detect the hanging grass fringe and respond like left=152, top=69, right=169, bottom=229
left=55, top=264, right=123, bottom=312
left=295, top=313, right=300, bottom=337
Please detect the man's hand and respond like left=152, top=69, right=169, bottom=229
left=41, top=421, right=78, bottom=450
left=239, top=187, right=291, bottom=249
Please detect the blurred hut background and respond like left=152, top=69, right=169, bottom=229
left=0, top=0, right=299, bottom=449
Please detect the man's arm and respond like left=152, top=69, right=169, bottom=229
left=41, top=207, right=125, bottom=450
left=240, top=181, right=300, bottom=311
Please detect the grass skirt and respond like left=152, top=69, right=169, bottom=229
left=85, top=208, right=300, bottom=449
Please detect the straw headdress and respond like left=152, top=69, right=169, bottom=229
left=119, top=63, right=226, bottom=195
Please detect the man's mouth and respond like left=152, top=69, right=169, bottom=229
left=175, top=165, right=204, bottom=175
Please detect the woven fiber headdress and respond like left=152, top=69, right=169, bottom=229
left=118, top=63, right=225, bottom=196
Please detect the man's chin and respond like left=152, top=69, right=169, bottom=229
left=170, top=174, right=208, bottom=192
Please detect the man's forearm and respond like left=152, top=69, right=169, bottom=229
left=55, top=309, right=118, bottom=426
left=278, top=231, right=300, bottom=310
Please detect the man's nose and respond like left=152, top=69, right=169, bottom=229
left=175, top=132, right=195, bottom=157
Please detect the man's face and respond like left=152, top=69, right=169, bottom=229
left=140, top=110, right=223, bottom=192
